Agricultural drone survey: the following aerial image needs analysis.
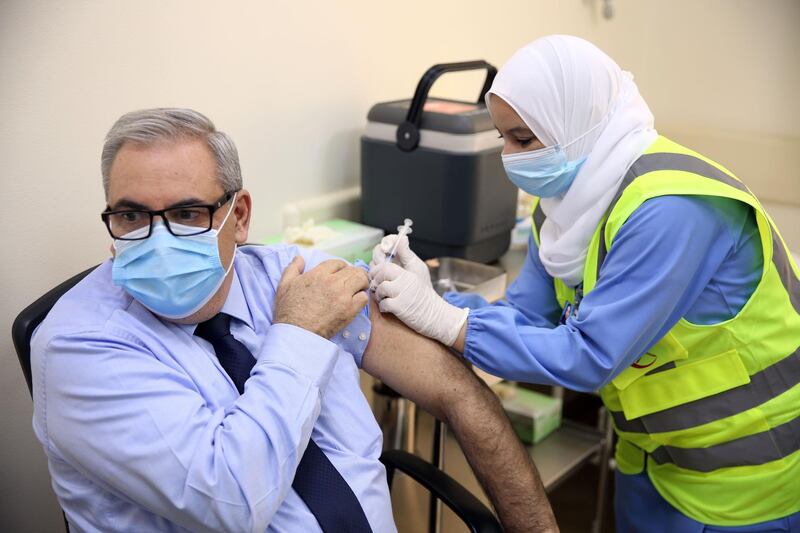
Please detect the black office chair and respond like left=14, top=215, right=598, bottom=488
left=12, top=267, right=502, bottom=533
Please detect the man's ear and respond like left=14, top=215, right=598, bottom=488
left=233, top=189, right=252, bottom=244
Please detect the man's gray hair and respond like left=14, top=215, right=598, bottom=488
left=101, top=108, right=242, bottom=196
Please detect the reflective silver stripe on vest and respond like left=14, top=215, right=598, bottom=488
left=533, top=202, right=546, bottom=236
left=611, top=347, right=800, bottom=434
left=649, top=414, right=800, bottom=473
left=772, top=229, right=800, bottom=314
left=596, top=152, right=800, bottom=314
left=597, top=153, right=751, bottom=274
left=596, top=163, right=640, bottom=270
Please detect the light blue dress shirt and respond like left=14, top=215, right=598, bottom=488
left=31, top=244, right=396, bottom=533
left=447, top=195, right=800, bottom=531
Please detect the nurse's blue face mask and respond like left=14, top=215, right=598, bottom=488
left=502, top=147, right=585, bottom=197
left=500, top=120, right=603, bottom=198
left=110, top=192, right=238, bottom=319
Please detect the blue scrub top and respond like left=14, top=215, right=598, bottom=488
left=447, top=195, right=762, bottom=392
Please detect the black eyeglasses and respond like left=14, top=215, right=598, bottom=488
left=101, top=192, right=237, bottom=240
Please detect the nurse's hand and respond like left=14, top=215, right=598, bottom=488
left=370, top=261, right=468, bottom=347
left=369, top=234, right=432, bottom=288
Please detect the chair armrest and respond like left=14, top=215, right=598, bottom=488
left=380, top=449, right=502, bottom=533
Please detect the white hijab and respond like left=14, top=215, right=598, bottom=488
left=487, top=35, right=657, bottom=287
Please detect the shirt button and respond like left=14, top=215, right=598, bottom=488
left=358, top=332, right=367, bottom=341
left=343, top=330, right=351, bottom=339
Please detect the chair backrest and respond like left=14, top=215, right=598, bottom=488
left=11, top=266, right=97, bottom=395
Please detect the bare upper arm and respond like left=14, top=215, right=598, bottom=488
left=361, top=296, right=472, bottom=421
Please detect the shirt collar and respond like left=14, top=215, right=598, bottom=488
left=181, top=263, right=254, bottom=335
left=219, top=266, right=254, bottom=330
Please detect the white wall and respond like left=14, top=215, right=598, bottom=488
left=1, top=1, right=798, bottom=530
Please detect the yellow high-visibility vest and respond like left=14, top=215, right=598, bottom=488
left=531, top=136, right=800, bottom=525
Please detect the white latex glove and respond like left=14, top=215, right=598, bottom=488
left=370, top=234, right=432, bottom=288
left=370, top=261, right=469, bottom=347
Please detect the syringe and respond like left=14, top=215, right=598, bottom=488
left=385, top=218, right=414, bottom=263
left=370, top=218, right=413, bottom=291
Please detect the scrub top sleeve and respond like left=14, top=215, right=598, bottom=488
left=444, top=291, right=490, bottom=309
left=461, top=196, right=736, bottom=391
left=500, top=233, right=562, bottom=326
left=444, top=233, right=559, bottom=324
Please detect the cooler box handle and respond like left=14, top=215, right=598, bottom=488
left=396, top=60, right=497, bottom=152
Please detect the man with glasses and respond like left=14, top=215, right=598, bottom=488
left=30, top=108, right=556, bottom=532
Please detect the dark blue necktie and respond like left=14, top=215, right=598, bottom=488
left=195, top=313, right=372, bottom=532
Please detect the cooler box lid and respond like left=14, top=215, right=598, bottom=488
left=365, top=97, right=501, bottom=153
left=363, top=61, right=502, bottom=154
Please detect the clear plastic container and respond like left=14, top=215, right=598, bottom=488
left=262, top=219, right=384, bottom=264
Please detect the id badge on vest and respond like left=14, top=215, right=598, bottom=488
left=559, top=283, right=584, bottom=325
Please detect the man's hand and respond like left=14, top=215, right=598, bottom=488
left=362, top=301, right=559, bottom=533
left=274, top=256, right=369, bottom=339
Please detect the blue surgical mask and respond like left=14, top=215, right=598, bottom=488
left=500, top=117, right=609, bottom=197
left=502, top=146, right=586, bottom=198
left=111, top=193, right=237, bottom=319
